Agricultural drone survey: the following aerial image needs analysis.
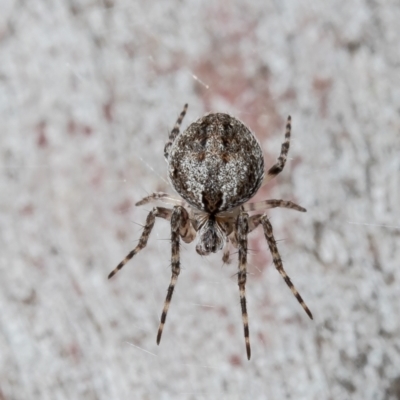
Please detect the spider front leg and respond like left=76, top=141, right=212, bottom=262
left=237, top=212, right=251, bottom=360
left=157, top=205, right=192, bottom=344
left=108, top=207, right=172, bottom=279
left=260, top=216, right=313, bottom=319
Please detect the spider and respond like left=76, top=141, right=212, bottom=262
left=108, top=104, right=312, bottom=360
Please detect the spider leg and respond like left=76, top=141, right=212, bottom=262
left=108, top=207, right=172, bottom=279
left=178, top=211, right=197, bottom=244
left=237, top=212, right=251, bottom=360
left=222, top=236, right=231, bottom=264
left=248, top=214, right=263, bottom=233
left=164, top=103, right=188, bottom=160
left=136, top=192, right=186, bottom=207
left=244, top=199, right=306, bottom=213
left=260, top=216, right=313, bottom=319
left=262, top=115, right=291, bottom=186
left=157, top=205, right=188, bottom=344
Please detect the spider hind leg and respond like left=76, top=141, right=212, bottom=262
left=164, top=104, right=188, bottom=160
left=262, top=115, right=292, bottom=186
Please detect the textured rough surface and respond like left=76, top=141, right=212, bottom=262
left=168, top=113, right=264, bottom=213
left=1, top=1, right=400, bottom=399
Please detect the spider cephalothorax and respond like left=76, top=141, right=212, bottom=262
left=109, top=104, right=312, bottom=360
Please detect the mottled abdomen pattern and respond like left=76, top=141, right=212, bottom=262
left=168, top=113, right=264, bottom=213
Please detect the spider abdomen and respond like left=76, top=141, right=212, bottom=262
left=168, top=113, right=264, bottom=213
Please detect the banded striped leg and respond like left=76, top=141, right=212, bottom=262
left=157, top=206, right=188, bottom=344
left=108, top=207, right=172, bottom=279
left=260, top=216, right=313, bottom=320
left=136, top=192, right=186, bottom=207
left=244, top=199, right=306, bottom=213
left=164, top=104, right=188, bottom=159
left=237, top=212, right=251, bottom=360
left=248, top=214, right=263, bottom=233
left=262, top=115, right=292, bottom=186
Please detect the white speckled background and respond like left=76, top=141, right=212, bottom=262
left=1, top=1, right=400, bottom=399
